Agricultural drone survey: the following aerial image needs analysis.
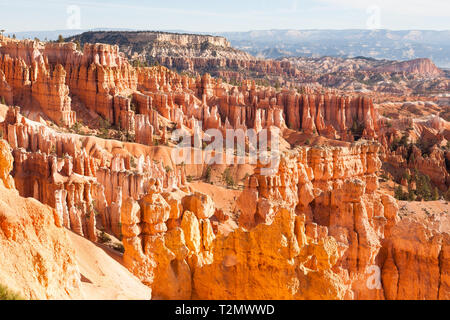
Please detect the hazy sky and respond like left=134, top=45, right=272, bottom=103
left=1, top=0, right=449, bottom=33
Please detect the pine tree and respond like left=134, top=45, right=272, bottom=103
left=445, top=189, right=450, bottom=201
left=74, top=40, right=81, bottom=51
left=407, top=183, right=416, bottom=201
left=433, top=187, right=440, bottom=201
left=394, top=185, right=405, bottom=201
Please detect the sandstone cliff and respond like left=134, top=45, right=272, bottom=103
left=66, top=31, right=301, bottom=85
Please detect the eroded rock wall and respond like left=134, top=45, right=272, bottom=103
left=120, top=143, right=449, bottom=300
left=0, top=139, right=82, bottom=299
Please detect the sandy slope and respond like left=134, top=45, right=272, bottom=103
left=398, top=200, right=450, bottom=233
left=67, top=231, right=151, bottom=300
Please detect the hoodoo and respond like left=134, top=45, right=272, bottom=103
left=0, top=12, right=448, bottom=303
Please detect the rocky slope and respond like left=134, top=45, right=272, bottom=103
left=0, top=139, right=83, bottom=299
left=0, top=136, right=150, bottom=300
left=283, top=56, right=448, bottom=95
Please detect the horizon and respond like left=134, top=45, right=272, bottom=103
left=8, top=28, right=450, bottom=35
left=5, top=28, right=449, bottom=68
left=1, top=0, right=449, bottom=33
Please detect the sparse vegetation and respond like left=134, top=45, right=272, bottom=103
left=396, top=170, right=438, bottom=202
left=98, top=231, right=111, bottom=244
left=98, top=231, right=125, bottom=253
left=130, top=156, right=137, bottom=169
left=394, top=185, right=407, bottom=201
left=131, top=59, right=149, bottom=68
left=229, top=79, right=242, bottom=87
left=390, top=134, right=409, bottom=152
left=274, top=81, right=281, bottom=91
left=74, top=40, right=81, bottom=51
left=112, top=243, right=125, bottom=253
left=97, top=118, right=112, bottom=139
left=130, top=101, right=137, bottom=113
left=350, top=118, right=365, bottom=138
left=416, top=139, right=432, bottom=157
left=445, top=189, right=450, bottom=201
left=222, top=168, right=235, bottom=188
left=379, top=173, right=390, bottom=182
left=432, top=187, right=440, bottom=201
left=413, top=171, right=433, bottom=201
left=0, top=284, right=23, bottom=300
left=125, top=131, right=135, bottom=143
left=200, top=41, right=212, bottom=51
left=71, top=121, right=83, bottom=134
left=205, top=166, right=212, bottom=184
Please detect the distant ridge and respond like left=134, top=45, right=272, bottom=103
left=7, top=28, right=134, bottom=41
left=212, top=29, right=450, bottom=68
left=7, top=28, right=450, bottom=68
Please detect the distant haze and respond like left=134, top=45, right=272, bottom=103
left=8, top=28, right=450, bottom=68
left=2, top=0, right=449, bottom=31
left=215, top=29, right=450, bottom=68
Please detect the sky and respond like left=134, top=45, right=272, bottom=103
left=1, top=0, right=449, bottom=33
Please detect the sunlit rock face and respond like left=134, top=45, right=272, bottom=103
left=119, top=143, right=449, bottom=300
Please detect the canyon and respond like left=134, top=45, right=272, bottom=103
left=0, top=34, right=448, bottom=300
left=67, top=31, right=450, bottom=96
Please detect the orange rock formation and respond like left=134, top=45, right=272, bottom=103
left=0, top=37, right=448, bottom=301
left=0, top=139, right=82, bottom=299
